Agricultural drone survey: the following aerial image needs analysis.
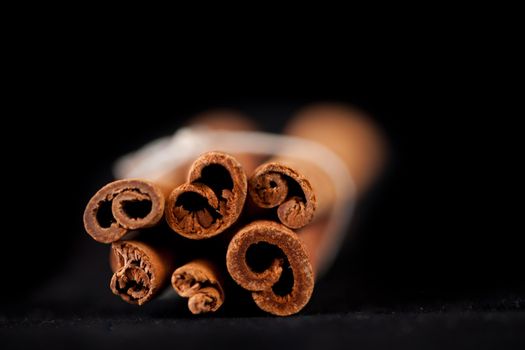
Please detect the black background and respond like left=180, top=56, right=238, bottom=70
left=2, top=56, right=523, bottom=349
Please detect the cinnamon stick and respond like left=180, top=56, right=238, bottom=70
left=165, top=151, right=248, bottom=239
left=84, top=179, right=170, bottom=243
left=171, top=259, right=225, bottom=314
left=249, top=162, right=317, bottom=229
left=226, top=220, right=314, bottom=316
left=109, top=239, right=175, bottom=305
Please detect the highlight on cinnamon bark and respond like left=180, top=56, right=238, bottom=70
left=110, top=240, right=174, bottom=306
left=165, top=151, right=247, bottom=239
left=226, top=220, right=314, bottom=316
left=84, top=179, right=165, bottom=243
left=249, top=162, right=317, bottom=229
left=171, top=259, right=225, bottom=314
left=288, top=103, right=386, bottom=195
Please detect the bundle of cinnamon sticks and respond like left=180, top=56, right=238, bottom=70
left=83, top=104, right=385, bottom=316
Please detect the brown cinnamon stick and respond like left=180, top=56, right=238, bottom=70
left=226, top=220, right=314, bottom=316
left=249, top=162, right=317, bottom=229
left=84, top=179, right=170, bottom=243
left=171, top=259, right=225, bottom=314
left=165, top=151, right=248, bottom=239
left=109, top=239, right=175, bottom=305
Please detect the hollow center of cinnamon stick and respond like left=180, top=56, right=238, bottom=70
left=174, top=192, right=221, bottom=229
left=122, top=199, right=152, bottom=219
left=272, top=261, right=294, bottom=296
left=285, top=176, right=306, bottom=203
left=176, top=192, right=214, bottom=212
left=115, top=266, right=150, bottom=300
left=96, top=200, right=115, bottom=228
left=246, top=242, right=284, bottom=273
left=172, top=164, right=235, bottom=231
left=245, top=242, right=295, bottom=296
left=199, top=164, right=234, bottom=196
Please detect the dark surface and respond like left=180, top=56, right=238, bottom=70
left=3, top=64, right=523, bottom=349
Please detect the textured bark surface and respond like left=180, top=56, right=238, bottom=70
left=165, top=152, right=248, bottom=239
left=83, top=179, right=167, bottom=243
left=226, top=220, right=314, bottom=316
left=249, top=162, right=317, bottom=229
left=109, top=240, right=174, bottom=306
left=171, top=259, right=225, bottom=314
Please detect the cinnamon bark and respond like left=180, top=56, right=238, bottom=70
left=84, top=179, right=170, bottom=243
left=226, top=220, right=314, bottom=316
left=171, top=259, right=225, bottom=314
left=249, top=162, right=317, bottom=229
left=109, top=239, right=175, bottom=305
left=165, top=151, right=248, bottom=239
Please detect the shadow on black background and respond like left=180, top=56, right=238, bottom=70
left=2, top=67, right=523, bottom=348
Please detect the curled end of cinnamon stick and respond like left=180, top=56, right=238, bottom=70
left=249, top=163, right=316, bottom=229
left=165, top=152, right=247, bottom=239
left=171, top=260, right=224, bottom=314
left=83, top=179, right=165, bottom=243
left=109, top=240, right=166, bottom=306
left=226, top=220, right=314, bottom=316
